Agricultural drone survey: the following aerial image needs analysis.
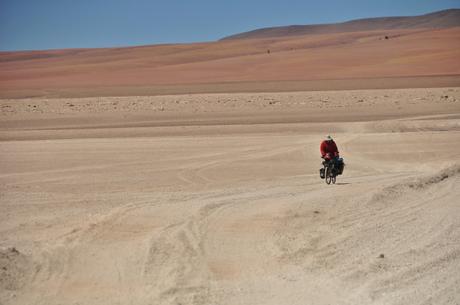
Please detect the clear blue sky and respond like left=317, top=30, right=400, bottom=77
left=0, top=0, right=459, bottom=51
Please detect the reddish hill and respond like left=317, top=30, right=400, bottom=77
left=1, top=12, right=460, bottom=98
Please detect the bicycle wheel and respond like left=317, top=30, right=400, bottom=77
left=325, top=166, right=332, bottom=184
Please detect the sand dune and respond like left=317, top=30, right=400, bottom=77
left=1, top=87, right=459, bottom=304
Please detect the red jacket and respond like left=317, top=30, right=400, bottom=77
left=320, top=140, right=339, bottom=159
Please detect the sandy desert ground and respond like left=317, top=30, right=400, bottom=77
left=1, top=87, right=459, bottom=305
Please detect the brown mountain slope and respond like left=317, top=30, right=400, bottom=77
left=221, top=9, right=460, bottom=40
left=1, top=27, right=460, bottom=98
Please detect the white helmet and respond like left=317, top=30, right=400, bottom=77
left=325, top=135, right=333, bottom=141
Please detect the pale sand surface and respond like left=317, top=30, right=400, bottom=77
left=1, top=88, right=460, bottom=305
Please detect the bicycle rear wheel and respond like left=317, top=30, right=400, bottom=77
left=325, top=167, right=332, bottom=184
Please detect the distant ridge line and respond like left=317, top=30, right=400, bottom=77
left=221, top=9, right=460, bottom=40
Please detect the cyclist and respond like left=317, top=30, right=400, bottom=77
left=319, top=135, right=341, bottom=179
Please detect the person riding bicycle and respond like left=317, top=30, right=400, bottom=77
left=319, top=135, right=343, bottom=179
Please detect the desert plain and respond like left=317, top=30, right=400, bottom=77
left=1, top=17, right=460, bottom=305
left=1, top=86, right=460, bottom=305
